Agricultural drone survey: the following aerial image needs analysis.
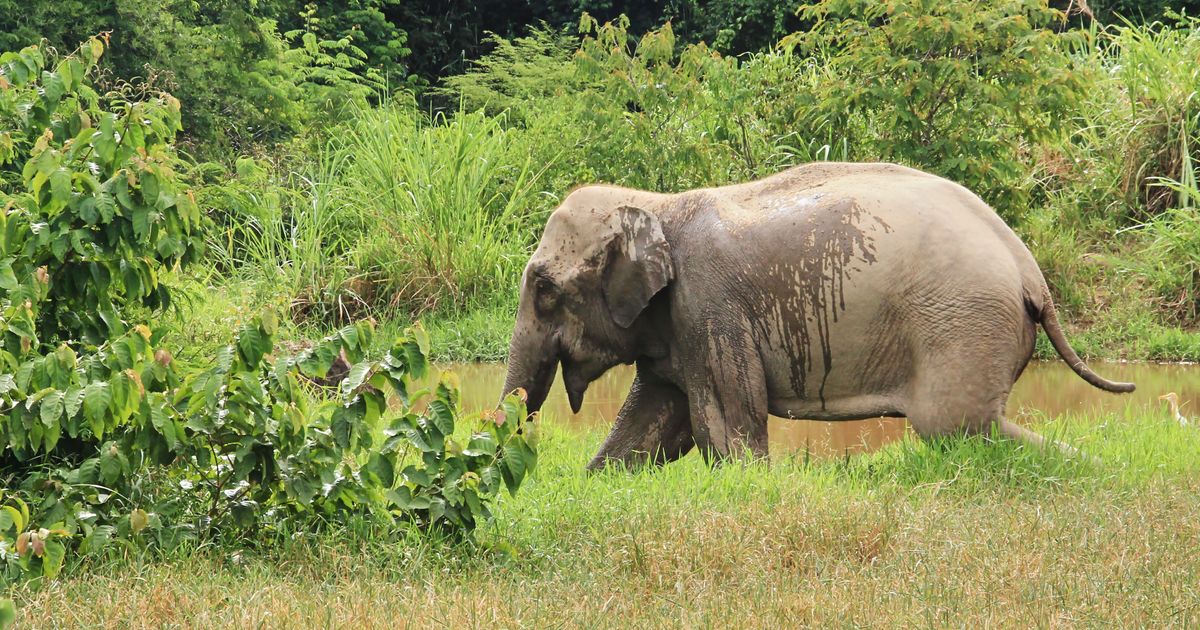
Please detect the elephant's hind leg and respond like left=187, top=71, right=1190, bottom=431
left=587, top=366, right=693, bottom=471
left=905, top=371, right=1089, bottom=460
left=904, top=365, right=1012, bottom=440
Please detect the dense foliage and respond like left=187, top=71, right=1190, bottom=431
left=0, top=0, right=1198, bottom=613
left=198, top=3, right=1197, bottom=363
left=787, top=0, right=1088, bottom=218
left=0, top=38, right=535, bottom=593
left=2, top=0, right=1195, bottom=158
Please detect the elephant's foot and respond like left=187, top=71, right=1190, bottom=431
left=586, top=368, right=693, bottom=472
left=694, top=432, right=769, bottom=467
left=586, top=420, right=693, bottom=471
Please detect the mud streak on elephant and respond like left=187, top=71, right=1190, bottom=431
left=752, top=199, right=888, bottom=409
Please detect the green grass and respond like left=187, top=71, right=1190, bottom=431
left=12, top=409, right=1200, bottom=627
left=1035, top=318, right=1200, bottom=362
left=420, top=304, right=517, bottom=363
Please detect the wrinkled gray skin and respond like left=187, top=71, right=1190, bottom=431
left=501, top=162, right=1135, bottom=470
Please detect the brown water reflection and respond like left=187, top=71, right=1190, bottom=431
left=446, top=361, right=1200, bottom=458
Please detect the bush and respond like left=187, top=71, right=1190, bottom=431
left=784, top=0, right=1089, bottom=220
left=0, top=38, right=536, bottom=588
left=436, top=27, right=580, bottom=122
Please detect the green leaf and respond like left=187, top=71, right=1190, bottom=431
left=39, top=390, right=64, bottom=427
left=337, top=325, right=358, bottom=351
left=41, top=68, right=65, bottom=105
left=428, top=399, right=455, bottom=436
left=132, top=206, right=152, bottom=240
left=399, top=337, right=428, bottom=380
left=94, top=117, right=116, bottom=164
left=214, top=344, right=234, bottom=374
left=58, top=58, right=82, bottom=91
left=0, top=258, right=17, bottom=290
left=299, top=343, right=337, bottom=378
left=331, top=404, right=360, bottom=449
left=140, top=172, right=160, bottom=207
left=75, top=459, right=100, bottom=484
left=363, top=452, right=394, bottom=487
left=428, top=497, right=446, bottom=523
left=13, top=497, right=28, bottom=530
left=100, top=444, right=124, bottom=483
left=95, top=191, right=116, bottom=223
left=342, top=361, right=372, bottom=393
left=64, top=386, right=84, bottom=418
left=83, top=381, right=111, bottom=427
left=148, top=396, right=177, bottom=449
left=0, top=597, right=15, bottom=629
left=41, top=539, right=66, bottom=578
left=464, top=432, right=497, bottom=458
left=386, top=486, right=430, bottom=510
left=287, top=476, right=317, bottom=506
left=401, top=465, right=431, bottom=487
left=499, top=439, right=538, bottom=496
left=236, top=324, right=270, bottom=368
left=231, top=500, right=258, bottom=527
left=0, top=506, right=23, bottom=534
left=410, top=323, right=430, bottom=358
left=49, top=167, right=72, bottom=205
left=42, top=418, right=61, bottom=451
left=403, top=425, right=434, bottom=453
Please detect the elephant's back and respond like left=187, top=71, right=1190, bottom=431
left=675, top=163, right=1029, bottom=301
left=714, top=163, right=1028, bottom=278
left=668, top=163, right=1042, bottom=410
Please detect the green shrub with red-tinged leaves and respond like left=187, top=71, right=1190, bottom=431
left=0, top=38, right=536, bottom=588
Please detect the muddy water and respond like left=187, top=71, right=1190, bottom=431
left=447, top=361, right=1200, bottom=457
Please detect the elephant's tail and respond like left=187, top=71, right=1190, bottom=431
left=1029, top=290, right=1135, bottom=393
left=997, top=419, right=1101, bottom=464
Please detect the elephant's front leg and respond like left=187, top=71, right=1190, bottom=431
left=685, top=320, right=769, bottom=463
left=586, top=366, right=693, bottom=471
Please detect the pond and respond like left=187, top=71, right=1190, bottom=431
left=445, top=361, right=1200, bottom=457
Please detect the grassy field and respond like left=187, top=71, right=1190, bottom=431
left=14, top=408, right=1200, bottom=628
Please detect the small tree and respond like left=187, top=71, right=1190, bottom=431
left=786, top=0, right=1089, bottom=219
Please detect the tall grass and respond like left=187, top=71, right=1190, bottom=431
left=199, top=105, right=559, bottom=329
left=203, top=151, right=370, bottom=324
left=1056, top=17, right=1200, bottom=220
left=331, top=106, right=554, bottom=316
left=1132, top=182, right=1200, bottom=323
left=1108, top=17, right=1200, bottom=217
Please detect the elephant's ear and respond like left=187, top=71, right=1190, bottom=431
left=603, top=206, right=674, bottom=328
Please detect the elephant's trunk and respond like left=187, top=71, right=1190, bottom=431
left=501, top=322, right=559, bottom=417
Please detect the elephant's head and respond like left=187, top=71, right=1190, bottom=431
left=501, top=196, right=674, bottom=416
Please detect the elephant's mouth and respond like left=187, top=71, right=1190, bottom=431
left=523, top=358, right=558, bottom=416
left=560, top=356, right=590, bottom=414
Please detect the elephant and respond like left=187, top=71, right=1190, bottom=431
left=500, top=162, right=1134, bottom=470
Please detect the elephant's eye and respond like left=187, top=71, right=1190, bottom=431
left=533, top=274, right=560, bottom=314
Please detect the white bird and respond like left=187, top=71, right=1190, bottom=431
left=1159, top=392, right=1192, bottom=426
